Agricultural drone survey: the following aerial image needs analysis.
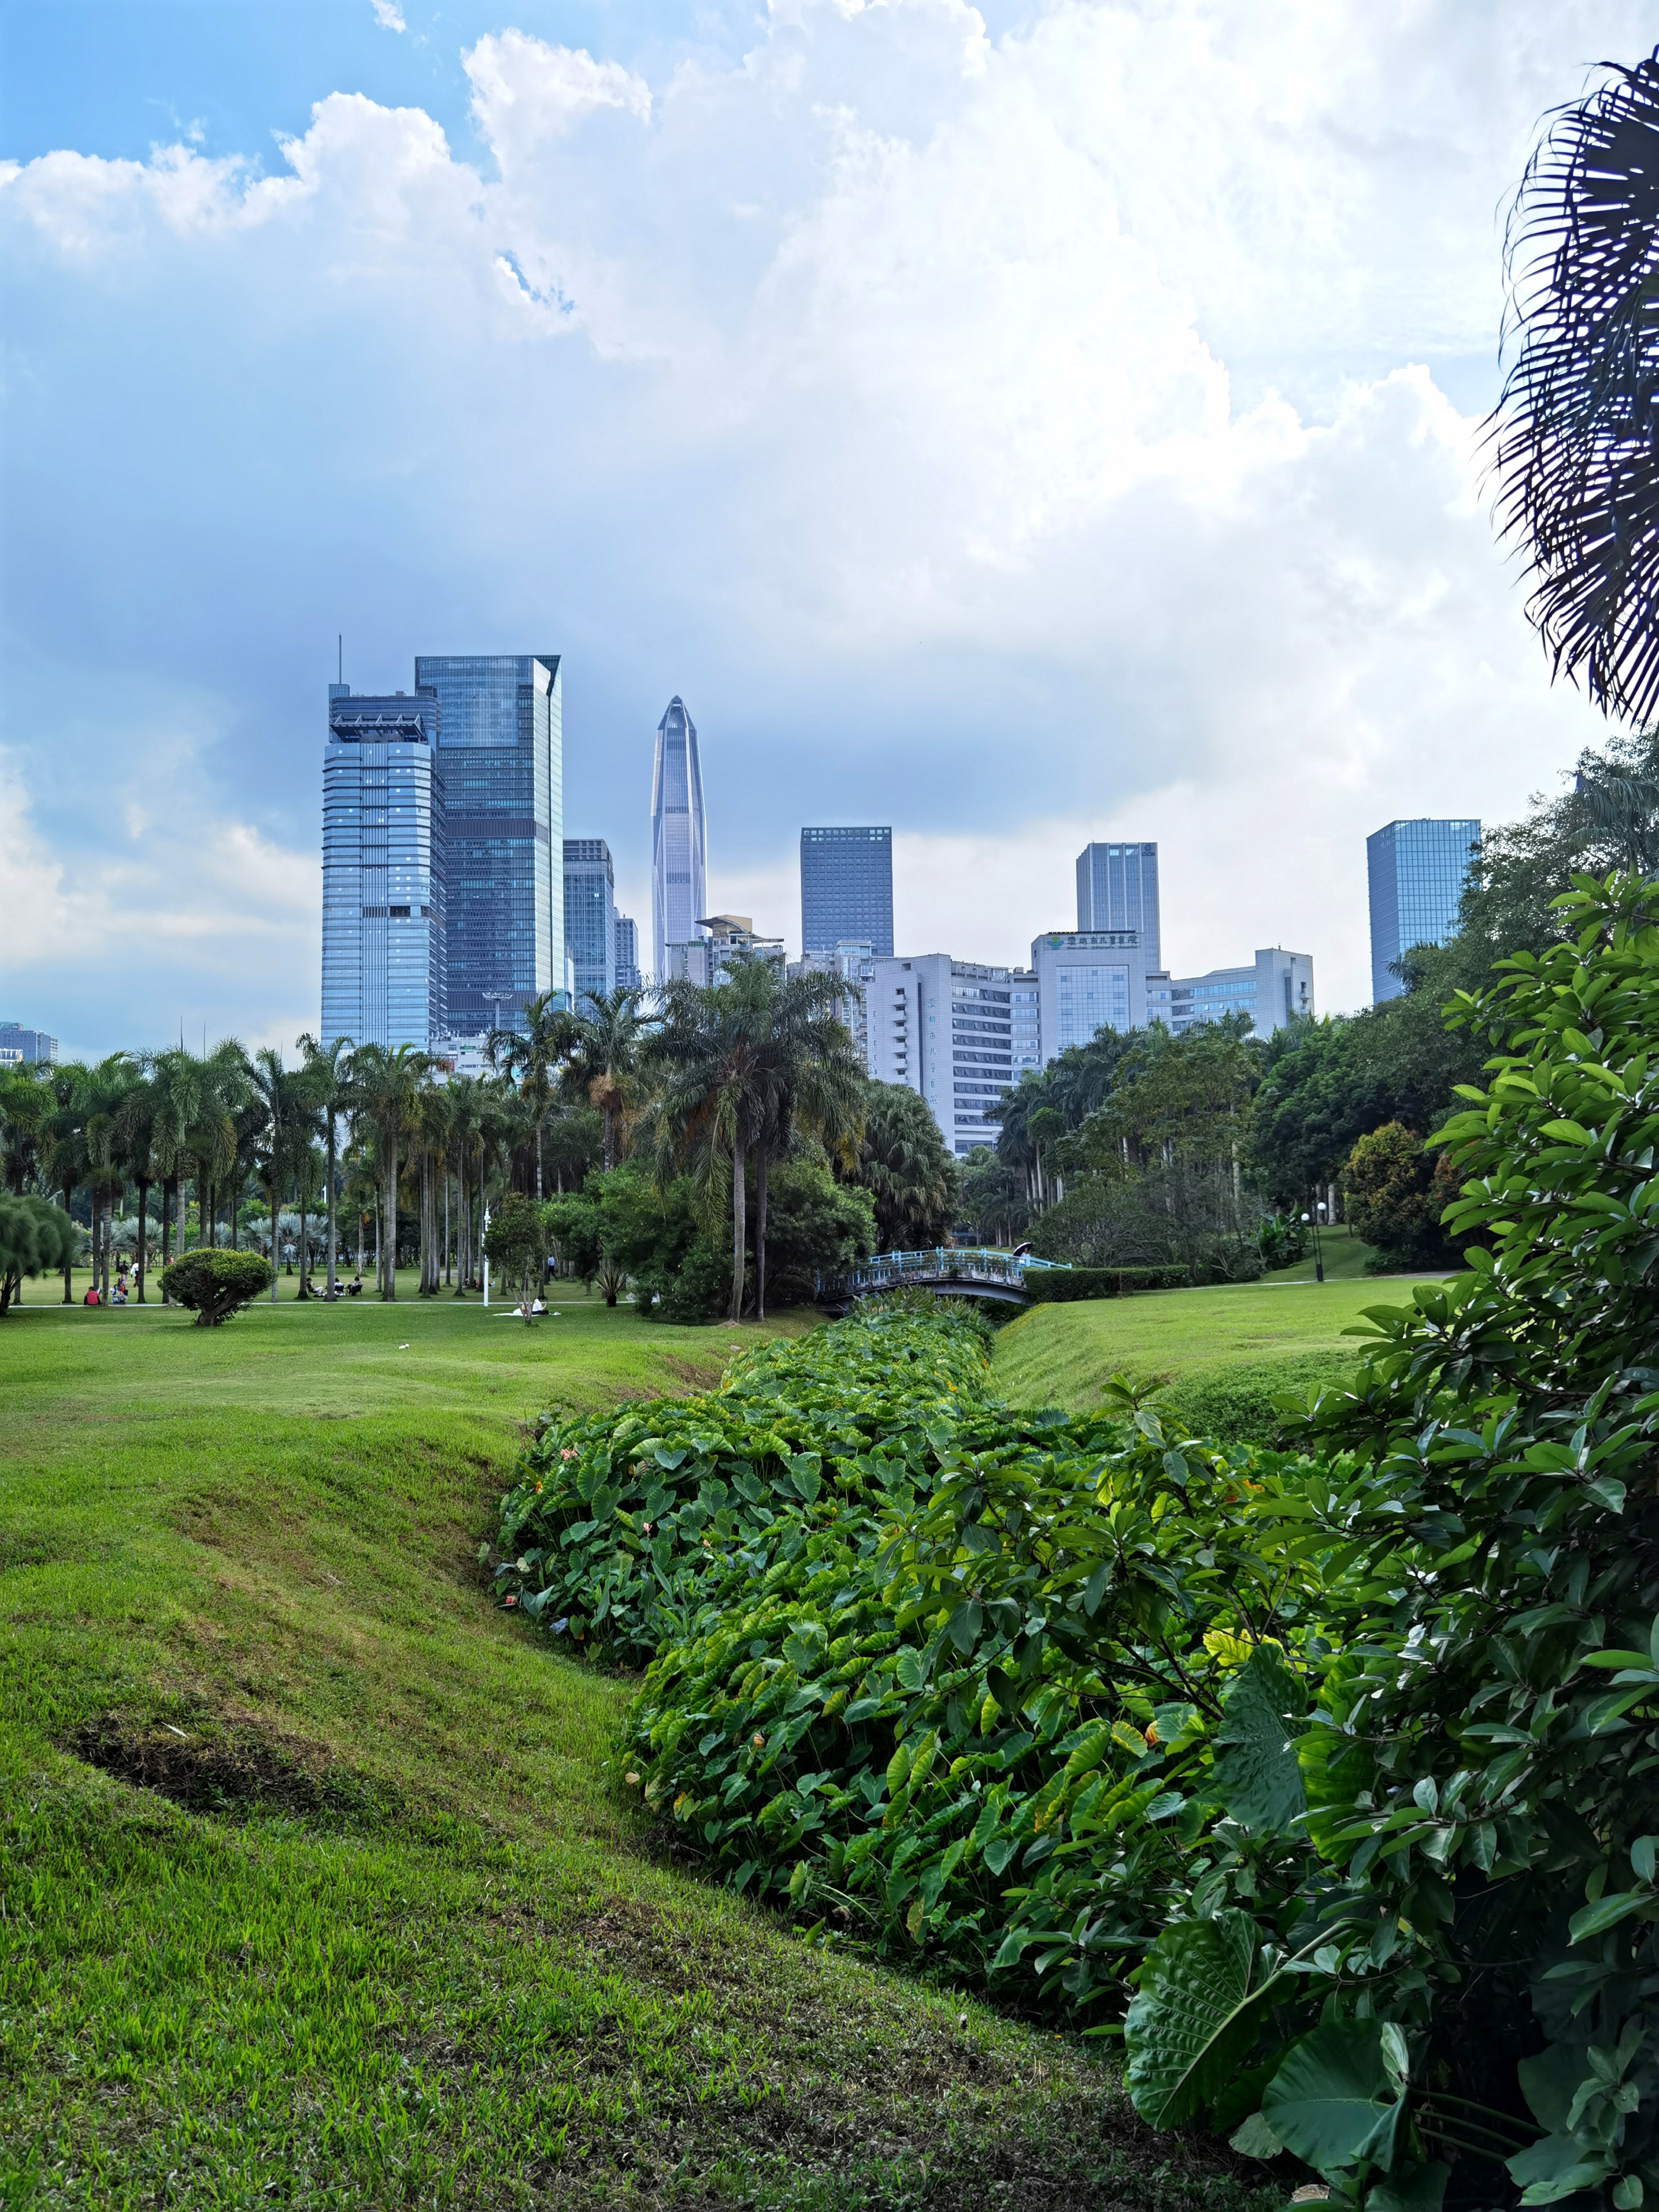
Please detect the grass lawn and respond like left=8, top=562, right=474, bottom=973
left=0, top=1289, right=1269, bottom=2211
left=990, top=1267, right=1439, bottom=1434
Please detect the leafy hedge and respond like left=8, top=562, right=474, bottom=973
left=497, top=882, right=1659, bottom=2212
left=1023, top=1265, right=1189, bottom=1301
left=158, top=1248, right=273, bottom=1324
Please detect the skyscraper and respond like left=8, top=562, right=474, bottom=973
left=800, top=826, right=894, bottom=957
left=650, top=697, right=706, bottom=983
left=414, top=654, right=563, bottom=1041
left=1367, top=818, right=1479, bottom=1004
left=1075, top=841, right=1161, bottom=970
left=321, top=684, right=445, bottom=1051
left=0, top=1021, right=57, bottom=1067
left=615, top=915, right=640, bottom=992
left=563, top=838, right=616, bottom=1010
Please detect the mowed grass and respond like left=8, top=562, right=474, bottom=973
left=990, top=1269, right=1435, bottom=1435
left=0, top=1288, right=1270, bottom=2211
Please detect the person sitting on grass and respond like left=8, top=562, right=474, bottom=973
left=83, top=1284, right=99, bottom=1306
left=347, top=1273, right=363, bottom=1297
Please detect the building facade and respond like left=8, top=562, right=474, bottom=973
left=869, top=954, right=1015, bottom=1158
left=563, top=838, right=616, bottom=1010
left=1009, top=970, right=1040, bottom=1080
left=321, top=684, right=446, bottom=1052
left=1367, top=817, right=1479, bottom=1004
left=1144, top=948, right=1314, bottom=1036
left=615, top=914, right=640, bottom=992
left=0, top=1022, right=57, bottom=1066
left=1030, top=930, right=1151, bottom=1059
left=650, top=697, right=707, bottom=984
left=800, top=826, right=894, bottom=957
left=1076, top=841, right=1161, bottom=970
left=414, top=653, right=563, bottom=1043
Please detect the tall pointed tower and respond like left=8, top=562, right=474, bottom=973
left=650, top=696, right=707, bottom=982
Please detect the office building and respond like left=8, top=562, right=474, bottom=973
left=1009, top=970, right=1040, bottom=1080
left=1367, top=818, right=1480, bottom=1003
left=0, top=1022, right=57, bottom=1067
left=415, top=653, right=563, bottom=1042
left=870, top=954, right=1015, bottom=1157
left=1030, top=930, right=1152, bottom=1060
left=563, top=838, right=617, bottom=1011
left=650, top=697, right=707, bottom=983
left=790, top=940, right=878, bottom=1070
left=321, top=685, right=446, bottom=1052
left=1076, top=841, right=1161, bottom=970
left=615, top=914, right=640, bottom=993
left=800, top=826, right=894, bottom=958
left=1145, top=949, right=1314, bottom=1036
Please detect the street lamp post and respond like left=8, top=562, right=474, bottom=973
left=1301, top=1202, right=1327, bottom=1284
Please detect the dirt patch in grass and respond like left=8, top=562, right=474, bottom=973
left=660, top=1354, right=726, bottom=1392
left=68, top=1712, right=398, bottom=1822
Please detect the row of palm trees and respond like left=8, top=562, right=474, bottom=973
left=0, top=960, right=872, bottom=1321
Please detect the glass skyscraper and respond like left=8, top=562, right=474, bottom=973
left=321, top=685, right=445, bottom=1051
left=563, top=838, right=616, bottom=1010
left=800, top=826, right=894, bottom=957
left=1075, top=841, right=1161, bottom=971
left=1367, top=818, right=1479, bottom=1004
left=650, top=696, right=706, bottom=982
left=615, top=915, right=640, bottom=992
left=415, top=655, right=563, bottom=1039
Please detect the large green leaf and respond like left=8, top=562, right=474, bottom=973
left=1260, top=2019, right=1402, bottom=2177
left=1212, top=1643, right=1308, bottom=1835
left=1505, top=2133, right=1615, bottom=2207
left=1123, top=1910, right=1270, bottom=2126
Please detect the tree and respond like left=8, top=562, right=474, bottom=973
left=159, top=1248, right=273, bottom=1326
left=348, top=1043, right=428, bottom=1299
left=1339, top=1122, right=1462, bottom=1272
left=1492, top=51, right=1659, bottom=725
left=0, top=1066, right=49, bottom=1198
left=745, top=966, right=866, bottom=1322
left=482, top=1192, right=547, bottom=1323
left=488, top=993, right=578, bottom=1201
left=297, top=1033, right=352, bottom=1298
left=569, top=986, right=645, bottom=1169
left=0, top=1194, right=77, bottom=1317
left=958, top=1146, right=1029, bottom=1245
left=854, top=1082, right=960, bottom=1251
left=248, top=1046, right=301, bottom=1303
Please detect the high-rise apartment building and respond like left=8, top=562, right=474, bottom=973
left=800, top=826, right=894, bottom=957
left=414, top=654, right=563, bottom=1042
left=0, top=1021, right=57, bottom=1066
left=321, top=685, right=446, bottom=1052
left=1367, top=818, right=1479, bottom=1004
left=615, top=914, right=640, bottom=992
left=1076, top=841, right=1161, bottom=970
left=650, top=697, right=707, bottom=983
left=790, top=940, right=878, bottom=1070
left=563, top=838, right=616, bottom=1010
left=870, top=955, right=1015, bottom=1157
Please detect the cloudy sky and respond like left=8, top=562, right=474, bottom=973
left=2, top=0, right=1650, bottom=1058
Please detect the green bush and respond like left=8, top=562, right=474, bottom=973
left=157, top=1249, right=273, bottom=1325
left=1022, top=1265, right=1188, bottom=1301
left=483, top=1193, right=548, bottom=1318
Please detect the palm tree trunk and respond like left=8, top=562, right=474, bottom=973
left=161, top=1177, right=173, bottom=1299
left=535, top=1118, right=544, bottom=1203
left=62, top=1182, right=73, bottom=1301
left=730, top=1135, right=747, bottom=1324
left=382, top=1139, right=398, bottom=1299
left=298, top=1179, right=310, bottom=1297
left=326, top=1119, right=338, bottom=1297
left=443, top=1169, right=450, bottom=1288
left=756, top=1144, right=768, bottom=1323
left=136, top=1176, right=149, bottom=1301
left=269, top=1172, right=280, bottom=1300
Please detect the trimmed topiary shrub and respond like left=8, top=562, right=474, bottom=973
left=1022, top=1264, right=1188, bottom=1302
left=0, top=1194, right=79, bottom=1316
left=158, top=1249, right=273, bottom=1325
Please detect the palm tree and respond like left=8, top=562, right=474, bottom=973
left=443, top=1074, right=485, bottom=1294
left=648, top=962, right=775, bottom=1324
left=570, top=986, right=645, bottom=1169
left=413, top=1076, right=451, bottom=1296
left=113, top=1068, right=159, bottom=1300
left=747, top=969, right=866, bottom=1321
left=0, top=1065, right=49, bottom=1198
left=488, top=993, right=578, bottom=1201
left=857, top=1082, right=961, bottom=1250
left=348, top=1043, right=428, bottom=1299
left=297, top=1033, right=353, bottom=1298
left=1493, top=53, right=1659, bottom=726
left=248, top=1047, right=302, bottom=1303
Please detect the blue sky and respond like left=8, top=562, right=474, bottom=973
left=2, top=0, right=1651, bottom=1058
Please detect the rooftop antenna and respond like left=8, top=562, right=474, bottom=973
left=338, top=632, right=343, bottom=684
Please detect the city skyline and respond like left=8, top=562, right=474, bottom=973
left=2, top=3, right=1620, bottom=1060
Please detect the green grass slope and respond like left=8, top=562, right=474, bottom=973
left=991, top=1273, right=1433, bottom=1439
left=0, top=1291, right=1267, bottom=2211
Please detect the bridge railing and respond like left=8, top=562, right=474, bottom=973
left=815, top=1247, right=1070, bottom=1299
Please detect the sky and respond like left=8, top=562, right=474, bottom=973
left=2, top=0, right=1653, bottom=1061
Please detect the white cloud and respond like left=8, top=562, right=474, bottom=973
left=370, top=0, right=406, bottom=31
